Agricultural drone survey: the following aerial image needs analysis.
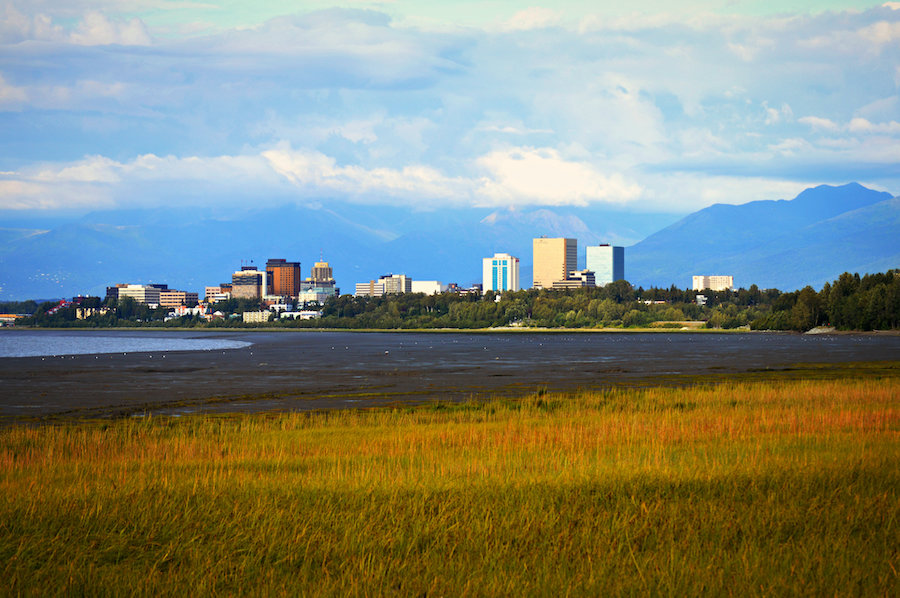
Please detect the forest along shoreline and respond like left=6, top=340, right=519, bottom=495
left=5, top=270, right=899, bottom=333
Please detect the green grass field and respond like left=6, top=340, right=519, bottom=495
left=2, top=373, right=899, bottom=595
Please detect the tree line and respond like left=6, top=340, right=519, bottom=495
left=5, top=270, right=899, bottom=332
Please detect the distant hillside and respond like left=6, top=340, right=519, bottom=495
left=0, top=203, right=674, bottom=300
left=627, top=183, right=899, bottom=291
left=3, top=183, right=891, bottom=300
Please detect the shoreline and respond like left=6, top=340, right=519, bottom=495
left=5, top=325, right=899, bottom=335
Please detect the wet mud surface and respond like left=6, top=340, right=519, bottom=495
left=2, top=330, right=899, bottom=420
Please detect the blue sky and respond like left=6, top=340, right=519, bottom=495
left=1, top=0, right=898, bottom=215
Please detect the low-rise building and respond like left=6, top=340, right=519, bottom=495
left=76, top=307, right=112, bottom=319
left=158, top=290, right=199, bottom=308
left=693, top=275, right=734, bottom=292
left=355, top=281, right=385, bottom=298
left=280, top=310, right=323, bottom=320
left=299, top=286, right=336, bottom=305
left=113, top=283, right=168, bottom=306
left=242, top=311, right=271, bottom=323
left=411, top=280, right=447, bottom=295
left=205, top=286, right=231, bottom=302
left=355, top=274, right=411, bottom=297
left=551, top=270, right=596, bottom=289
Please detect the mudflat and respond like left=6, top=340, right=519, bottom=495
left=2, top=329, right=899, bottom=420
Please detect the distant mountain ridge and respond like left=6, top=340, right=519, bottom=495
left=627, top=183, right=898, bottom=290
left=0, top=183, right=896, bottom=300
left=0, top=202, right=670, bottom=300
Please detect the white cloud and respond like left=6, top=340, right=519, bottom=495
left=475, top=147, right=642, bottom=206
left=847, top=117, right=900, bottom=134
left=858, top=19, right=900, bottom=46
left=768, top=138, right=810, bottom=156
left=2, top=145, right=647, bottom=211
left=333, top=120, right=379, bottom=144
left=0, top=74, right=27, bottom=109
left=0, top=178, right=117, bottom=210
left=856, top=95, right=899, bottom=121
left=0, top=6, right=151, bottom=45
left=636, top=173, right=815, bottom=212
left=262, top=144, right=470, bottom=202
left=1, top=5, right=899, bottom=214
left=763, top=102, right=793, bottom=125
left=799, top=18, right=900, bottom=55
left=502, top=7, right=561, bottom=32
left=798, top=116, right=840, bottom=131
left=69, top=11, right=151, bottom=46
left=799, top=115, right=900, bottom=135
left=33, top=155, right=121, bottom=183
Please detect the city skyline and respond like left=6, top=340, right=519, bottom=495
left=1, top=2, right=898, bottom=301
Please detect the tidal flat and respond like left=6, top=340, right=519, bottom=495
left=1, top=370, right=899, bottom=595
left=3, top=329, right=900, bottom=420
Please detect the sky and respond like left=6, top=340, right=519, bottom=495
left=1, top=0, right=899, bottom=216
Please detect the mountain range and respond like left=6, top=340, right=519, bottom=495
left=627, top=182, right=898, bottom=290
left=0, top=183, right=896, bottom=300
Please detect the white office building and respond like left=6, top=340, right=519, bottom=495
left=693, top=275, right=734, bottom=291
left=411, top=280, right=447, bottom=295
left=482, top=253, right=520, bottom=292
left=585, top=245, right=625, bottom=287
left=117, top=284, right=164, bottom=306
left=355, top=282, right=384, bottom=298
left=354, top=274, right=412, bottom=297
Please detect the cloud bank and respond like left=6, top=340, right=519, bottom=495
left=0, top=2, right=897, bottom=213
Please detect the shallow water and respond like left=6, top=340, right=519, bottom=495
left=0, top=329, right=251, bottom=358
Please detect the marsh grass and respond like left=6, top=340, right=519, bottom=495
left=1, top=377, right=899, bottom=595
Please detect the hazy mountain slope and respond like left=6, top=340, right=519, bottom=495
left=2, top=183, right=892, bottom=300
left=0, top=206, right=386, bottom=300
left=627, top=183, right=897, bottom=290
left=0, top=203, right=679, bottom=300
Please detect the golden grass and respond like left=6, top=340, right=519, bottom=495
left=1, top=377, right=899, bottom=595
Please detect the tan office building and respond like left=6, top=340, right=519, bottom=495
left=309, top=261, right=334, bottom=284
left=158, top=290, right=199, bottom=308
left=532, top=237, right=577, bottom=289
left=232, top=268, right=266, bottom=299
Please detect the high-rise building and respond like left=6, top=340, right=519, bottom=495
left=482, top=253, right=520, bottom=292
left=585, top=244, right=625, bottom=287
left=232, top=267, right=266, bottom=300
left=693, top=275, right=734, bottom=291
left=309, top=261, right=334, bottom=284
left=532, top=237, right=577, bottom=289
left=300, top=259, right=338, bottom=304
left=266, top=259, right=301, bottom=297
